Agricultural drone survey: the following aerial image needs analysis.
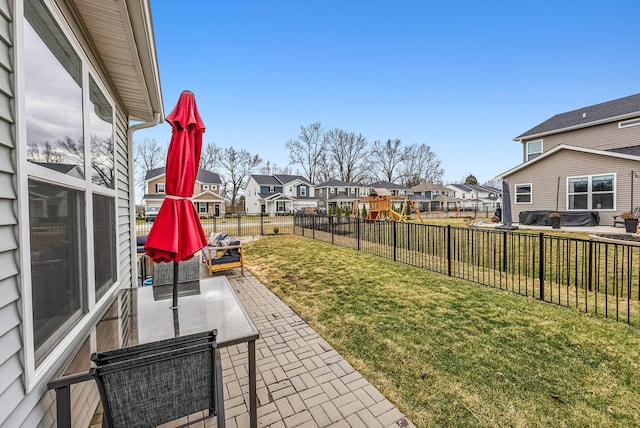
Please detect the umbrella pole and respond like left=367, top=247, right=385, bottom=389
left=171, top=261, right=179, bottom=309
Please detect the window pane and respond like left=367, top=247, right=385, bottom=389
left=568, top=178, right=588, bottom=193
left=93, top=194, right=116, bottom=301
left=528, top=140, right=542, bottom=153
left=592, top=175, right=613, bottom=192
left=29, top=180, right=85, bottom=366
left=592, top=193, right=614, bottom=210
left=25, top=0, right=84, bottom=178
left=516, top=194, right=531, bottom=203
left=569, top=194, right=588, bottom=210
left=515, top=185, right=531, bottom=194
left=89, top=76, right=114, bottom=188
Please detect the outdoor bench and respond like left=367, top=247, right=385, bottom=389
left=201, top=236, right=245, bottom=276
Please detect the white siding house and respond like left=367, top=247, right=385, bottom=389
left=245, top=174, right=317, bottom=214
left=0, top=0, right=163, bottom=426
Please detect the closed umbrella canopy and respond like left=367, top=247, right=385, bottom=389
left=145, top=91, right=207, bottom=263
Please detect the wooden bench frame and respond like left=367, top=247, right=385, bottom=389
left=202, top=244, right=245, bottom=276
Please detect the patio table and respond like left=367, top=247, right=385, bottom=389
left=125, top=276, right=260, bottom=428
left=49, top=276, right=260, bottom=428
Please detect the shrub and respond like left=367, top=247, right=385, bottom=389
left=549, top=212, right=561, bottom=219
left=620, top=211, right=636, bottom=220
left=361, top=206, right=368, bottom=218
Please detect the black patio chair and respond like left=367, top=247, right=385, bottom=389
left=90, top=329, right=224, bottom=428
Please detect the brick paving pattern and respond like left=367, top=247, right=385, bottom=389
left=218, top=270, right=415, bottom=428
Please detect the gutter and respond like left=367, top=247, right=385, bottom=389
left=127, top=112, right=162, bottom=289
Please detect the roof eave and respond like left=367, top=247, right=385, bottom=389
left=513, top=111, right=640, bottom=142
left=498, top=144, right=640, bottom=178
left=69, top=0, right=164, bottom=123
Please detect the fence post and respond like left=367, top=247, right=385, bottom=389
left=213, top=216, right=217, bottom=233
left=447, top=225, right=452, bottom=276
left=356, top=217, right=361, bottom=251
left=331, top=215, right=335, bottom=245
left=539, top=232, right=545, bottom=300
left=237, top=214, right=241, bottom=237
left=260, top=214, right=264, bottom=236
left=393, top=221, right=397, bottom=262
left=502, top=231, right=508, bottom=272
left=587, top=240, right=593, bottom=292
left=312, top=215, right=315, bottom=239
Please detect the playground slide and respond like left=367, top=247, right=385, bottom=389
left=389, top=209, right=402, bottom=221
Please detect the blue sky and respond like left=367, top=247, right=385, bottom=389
left=136, top=0, right=640, bottom=184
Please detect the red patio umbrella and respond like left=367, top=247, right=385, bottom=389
left=144, top=90, right=208, bottom=307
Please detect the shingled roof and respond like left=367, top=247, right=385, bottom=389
left=514, top=93, right=640, bottom=141
left=145, top=167, right=221, bottom=183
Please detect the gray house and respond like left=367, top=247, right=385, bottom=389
left=499, top=94, right=640, bottom=226
left=411, top=182, right=457, bottom=211
left=315, top=179, right=369, bottom=213
left=1, top=0, right=163, bottom=426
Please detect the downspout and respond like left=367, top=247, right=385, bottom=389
left=127, top=112, right=162, bottom=288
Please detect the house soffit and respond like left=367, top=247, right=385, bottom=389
left=66, top=0, right=163, bottom=122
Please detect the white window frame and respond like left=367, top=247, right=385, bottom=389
left=526, top=140, right=543, bottom=161
left=17, top=0, right=122, bottom=390
left=157, top=182, right=165, bottom=193
left=514, top=183, right=533, bottom=204
left=566, top=173, right=616, bottom=211
left=619, top=118, right=640, bottom=129
left=299, top=186, right=306, bottom=196
left=202, top=184, right=209, bottom=190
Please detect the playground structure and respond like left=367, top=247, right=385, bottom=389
left=352, top=189, right=424, bottom=223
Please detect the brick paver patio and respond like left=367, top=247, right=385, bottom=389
left=219, top=269, right=415, bottom=428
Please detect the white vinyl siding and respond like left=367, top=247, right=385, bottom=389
left=0, top=0, right=23, bottom=425
left=514, top=184, right=532, bottom=204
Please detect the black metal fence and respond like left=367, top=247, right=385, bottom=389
left=294, top=214, right=640, bottom=328
left=136, top=214, right=297, bottom=238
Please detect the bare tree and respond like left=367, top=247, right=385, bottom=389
left=286, top=122, right=325, bottom=183
left=483, top=178, right=502, bottom=189
left=28, top=140, right=70, bottom=164
left=400, top=143, right=444, bottom=187
left=324, top=128, right=368, bottom=183
left=260, top=161, right=292, bottom=175
left=219, top=147, right=262, bottom=213
left=134, top=138, right=167, bottom=202
left=200, top=141, right=222, bottom=171
left=315, top=151, right=333, bottom=184
left=370, top=138, right=403, bottom=183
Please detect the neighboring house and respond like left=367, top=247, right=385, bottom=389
left=244, top=174, right=317, bottom=214
left=411, top=182, right=456, bottom=211
left=316, top=179, right=369, bottom=213
left=143, top=167, right=226, bottom=218
left=368, top=181, right=413, bottom=196
left=447, top=183, right=502, bottom=212
left=0, top=0, right=163, bottom=426
left=499, top=93, right=640, bottom=226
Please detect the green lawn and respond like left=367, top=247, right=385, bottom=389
left=245, top=235, right=640, bottom=428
